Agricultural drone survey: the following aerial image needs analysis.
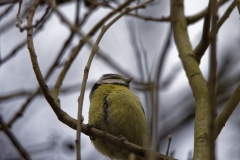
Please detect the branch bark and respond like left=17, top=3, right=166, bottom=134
left=170, top=0, right=211, bottom=159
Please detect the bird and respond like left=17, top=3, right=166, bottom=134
left=88, top=74, right=148, bottom=160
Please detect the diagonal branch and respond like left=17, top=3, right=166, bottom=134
left=0, top=116, right=31, bottom=160
left=214, top=84, right=240, bottom=140
left=26, top=0, right=77, bottom=130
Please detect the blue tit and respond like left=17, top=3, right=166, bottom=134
left=88, top=74, right=148, bottom=160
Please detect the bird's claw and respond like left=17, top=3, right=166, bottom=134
left=117, top=135, right=127, bottom=152
left=86, top=124, right=96, bottom=140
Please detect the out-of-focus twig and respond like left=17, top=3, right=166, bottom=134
left=47, top=0, right=84, bottom=38
left=0, top=2, right=29, bottom=34
left=0, top=0, right=18, bottom=6
left=236, top=0, right=240, bottom=14
left=0, top=8, right=51, bottom=65
left=15, top=0, right=23, bottom=29
left=0, top=0, right=16, bottom=19
left=0, top=116, right=31, bottom=160
left=166, top=135, right=172, bottom=156
left=78, top=6, right=95, bottom=27
left=127, top=13, right=170, bottom=22
left=75, top=0, right=80, bottom=25
left=208, top=0, right=218, bottom=159
left=154, top=27, right=172, bottom=151
left=0, top=81, right=94, bottom=102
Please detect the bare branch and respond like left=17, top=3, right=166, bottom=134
left=170, top=0, right=210, bottom=159
left=186, top=0, right=228, bottom=24
left=0, top=0, right=16, bottom=19
left=193, top=1, right=236, bottom=62
left=80, top=123, right=176, bottom=160
left=214, top=84, right=240, bottom=140
left=127, top=13, right=170, bottom=22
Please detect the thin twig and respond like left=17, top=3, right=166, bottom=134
left=0, top=116, right=31, bottom=160
left=0, top=9, right=51, bottom=65
left=126, top=19, right=145, bottom=78
left=75, top=0, right=80, bottom=25
left=15, top=0, right=23, bottom=28
left=127, top=13, right=170, bottom=22
left=0, top=1, right=16, bottom=19
left=47, top=0, right=83, bottom=37
left=0, top=2, right=30, bottom=34
left=166, top=135, right=172, bottom=156
left=75, top=3, right=82, bottom=158
left=78, top=7, right=95, bottom=27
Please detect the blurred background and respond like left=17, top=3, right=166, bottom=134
left=0, top=0, right=240, bottom=159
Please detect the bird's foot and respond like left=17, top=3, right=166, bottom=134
left=86, top=124, right=96, bottom=140
left=117, top=135, right=128, bottom=152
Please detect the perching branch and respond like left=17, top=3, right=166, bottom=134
left=81, top=123, right=176, bottom=160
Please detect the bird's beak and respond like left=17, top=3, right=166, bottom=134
left=126, top=77, right=133, bottom=84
